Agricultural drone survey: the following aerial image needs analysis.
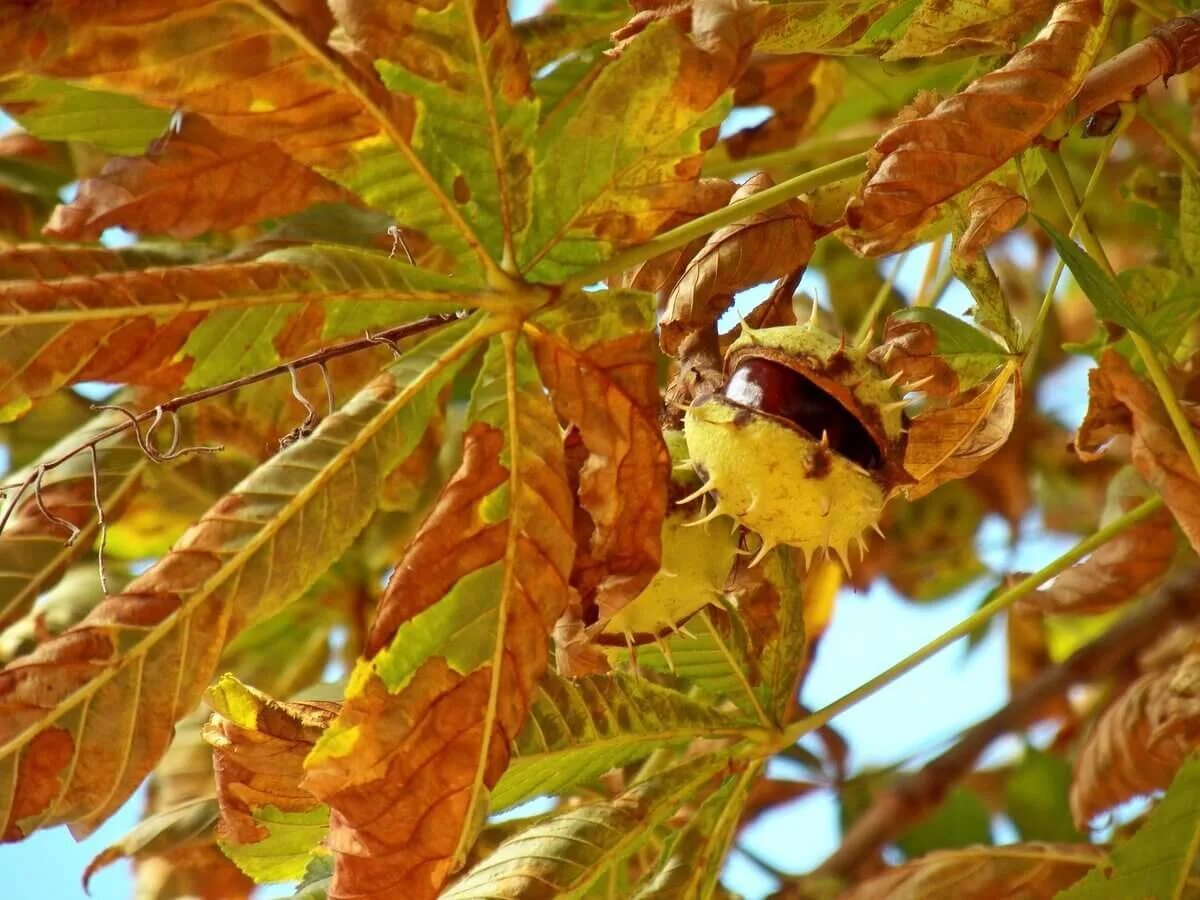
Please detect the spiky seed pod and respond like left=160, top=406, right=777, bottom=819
left=596, top=509, right=739, bottom=648
left=683, top=318, right=909, bottom=569
left=593, top=429, right=738, bottom=649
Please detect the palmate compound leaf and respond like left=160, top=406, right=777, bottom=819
left=525, top=289, right=669, bottom=622
left=0, top=318, right=484, bottom=842
left=840, top=842, right=1105, bottom=899
left=0, top=406, right=145, bottom=630
left=844, top=0, right=1112, bottom=254
left=302, top=336, right=577, bottom=900
left=0, top=1, right=498, bottom=274
left=492, top=670, right=755, bottom=812
left=203, top=675, right=339, bottom=884
left=1061, top=750, right=1200, bottom=900
left=441, top=753, right=734, bottom=898
left=45, top=114, right=352, bottom=242
left=0, top=244, right=477, bottom=422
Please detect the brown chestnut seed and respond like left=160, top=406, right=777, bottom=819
left=723, top=357, right=883, bottom=471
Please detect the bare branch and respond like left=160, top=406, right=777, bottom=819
left=89, top=446, right=110, bottom=595
left=816, top=584, right=1199, bottom=880
left=0, top=311, right=465, bottom=531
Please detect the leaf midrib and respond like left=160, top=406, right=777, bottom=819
left=0, top=320, right=491, bottom=760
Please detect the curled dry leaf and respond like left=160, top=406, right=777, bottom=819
left=845, top=0, right=1107, bottom=254
left=1071, top=11, right=1200, bottom=131
left=955, top=182, right=1029, bottom=264
left=45, top=116, right=350, bottom=241
left=722, top=55, right=844, bottom=160
left=903, top=362, right=1021, bottom=499
left=840, top=842, right=1105, bottom=899
left=660, top=171, right=815, bottom=356
left=1077, top=350, right=1200, bottom=554
left=617, top=179, right=739, bottom=297
left=526, top=294, right=669, bottom=623
left=1070, top=649, right=1200, bottom=826
left=202, top=676, right=338, bottom=882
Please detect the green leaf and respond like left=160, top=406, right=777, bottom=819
left=1036, top=215, right=1155, bottom=345
left=950, top=249, right=1020, bottom=349
left=756, top=549, right=810, bottom=723
left=218, top=806, right=330, bottom=884
left=372, top=0, right=536, bottom=266
left=1059, top=750, right=1200, bottom=899
left=897, top=786, right=992, bottom=858
left=612, top=607, right=766, bottom=718
left=1006, top=748, right=1081, bottom=844
left=293, top=854, right=334, bottom=900
left=0, top=75, right=171, bottom=155
left=442, top=755, right=733, bottom=899
left=520, top=22, right=730, bottom=281
left=891, top=307, right=1013, bottom=390
left=631, top=764, right=761, bottom=899
left=493, top=671, right=748, bottom=811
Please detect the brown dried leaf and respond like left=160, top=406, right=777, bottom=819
left=527, top=294, right=668, bottom=621
left=904, top=362, right=1021, bottom=499
left=611, top=0, right=768, bottom=96
left=1077, top=350, right=1200, bottom=554
left=660, top=171, right=815, bottom=356
left=616, top=178, right=738, bottom=296
left=0, top=324, right=475, bottom=843
left=845, top=0, right=1108, bottom=252
left=840, top=842, right=1105, bottom=899
left=870, top=318, right=967, bottom=398
left=203, top=677, right=336, bottom=843
left=1021, top=499, right=1176, bottom=616
left=303, top=342, right=575, bottom=900
left=956, top=182, right=1029, bottom=264
left=723, top=55, right=844, bottom=160
left=1070, top=649, right=1200, bottom=826
left=45, top=116, right=350, bottom=241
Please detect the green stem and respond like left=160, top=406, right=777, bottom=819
left=703, top=133, right=877, bottom=180
left=561, top=152, right=870, bottom=293
left=780, top=496, right=1164, bottom=745
left=853, top=252, right=907, bottom=346
left=1042, top=148, right=1200, bottom=481
left=913, top=236, right=946, bottom=307
left=1024, top=106, right=1135, bottom=361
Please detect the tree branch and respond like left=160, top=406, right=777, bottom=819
left=815, top=583, right=1199, bottom=880
left=0, top=311, right=465, bottom=533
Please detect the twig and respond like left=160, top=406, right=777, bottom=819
left=89, top=446, right=109, bottom=595
left=0, top=312, right=465, bottom=521
left=816, top=584, right=1195, bottom=879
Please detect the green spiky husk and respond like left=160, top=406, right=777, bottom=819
left=683, top=395, right=884, bottom=568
